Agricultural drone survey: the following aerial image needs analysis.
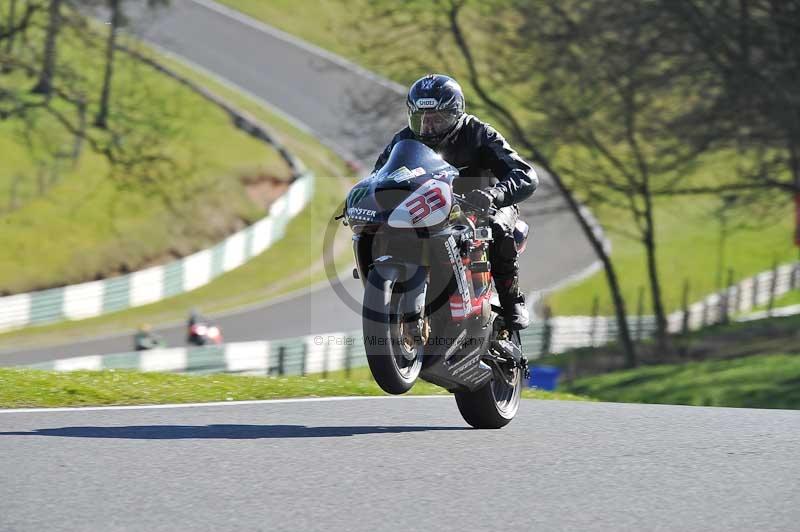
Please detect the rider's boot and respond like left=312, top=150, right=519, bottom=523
left=495, top=274, right=530, bottom=330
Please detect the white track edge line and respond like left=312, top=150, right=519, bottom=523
left=0, top=395, right=451, bottom=414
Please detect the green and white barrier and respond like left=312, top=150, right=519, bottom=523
left=19, top=262, right=800, bottom=373
left=0, top=173, right=314, bottom=333
left=28, top=331, right=368, bottom=377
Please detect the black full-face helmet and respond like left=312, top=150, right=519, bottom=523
left=407, top=74, right=466, bottom=146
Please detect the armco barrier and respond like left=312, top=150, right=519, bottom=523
left=28, top=333, right=369, bottom=377
left=0, top=48, right=317, bottom=333
left=21, top=263, right=800, bottom=374
left=26, top=301, right=799, bottom=376
left=0, top=173, right=313, bottom=333
left=666, top=261, right=799, bottom=333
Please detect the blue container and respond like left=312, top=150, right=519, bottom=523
left=528, top=365, right=561, bottom=391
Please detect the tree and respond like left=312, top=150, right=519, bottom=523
left=1, top=0, right=40, bottom=73
left=94, top=0, right=170, bottom=128
left=445, top=0, right=641, bottom=365
left=31, top=0, right=62, bottom=97
left=93, top=0, right=120, bottom=128
left=1, top=0, right=187, bottom=206
left=507, top=0, right=730, bottom=353
left=2, top=0, right=18, bottom=73
left=660, top=0, right=800, bottom=198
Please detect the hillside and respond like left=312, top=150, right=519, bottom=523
left=1, top=6, right=292, bottom=294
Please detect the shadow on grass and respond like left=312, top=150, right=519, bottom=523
left=0, top=424, right=469, bottom=439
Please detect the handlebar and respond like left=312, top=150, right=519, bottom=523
left=452, top=193, right=498, bottom=217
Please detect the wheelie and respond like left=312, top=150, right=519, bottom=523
left=342, top=74, right=538, bottom=428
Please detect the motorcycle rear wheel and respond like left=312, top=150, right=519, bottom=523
left=454, top=332, right=522, bottom=429
left=363, top=269, right=423, bottom=395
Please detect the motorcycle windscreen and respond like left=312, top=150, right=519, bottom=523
left=374, top=139, right=452, bottom=182
left=388, top=179, right=452, bottom=228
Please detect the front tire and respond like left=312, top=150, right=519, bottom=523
left=363, top=269, right=423, bottom=394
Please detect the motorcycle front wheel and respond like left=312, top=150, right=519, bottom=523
left=362, top=268, right=423, bottom=395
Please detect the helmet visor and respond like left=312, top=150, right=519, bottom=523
left=408, top=109, right=460, bottom=140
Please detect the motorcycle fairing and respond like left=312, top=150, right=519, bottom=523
left=444, top=235, right=472, bottom=319
left=419, top=321, right=495, bottom=392
left=387, top=179, right=453, bottom=228
left=344, top=140, right=459, bottom=227
left=369, top=260, right=428, bottom=319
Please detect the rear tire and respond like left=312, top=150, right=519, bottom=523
left=363, top=269, right=423, bottom=395
left=454, top=332, right=523, bottom=429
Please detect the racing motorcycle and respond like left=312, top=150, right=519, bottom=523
left=187, top=318, right=224, bottom=346
left=342, top=139, right=530, bottom=429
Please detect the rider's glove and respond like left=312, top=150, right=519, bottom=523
left=465, top=188, right=501, bottom=214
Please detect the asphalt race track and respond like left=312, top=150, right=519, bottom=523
left=0, top=0, right=596, bottom=363
left=1, top=397, right=798, bottom=531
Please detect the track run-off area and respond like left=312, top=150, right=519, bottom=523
left=1, top=397, right=798, bottom=531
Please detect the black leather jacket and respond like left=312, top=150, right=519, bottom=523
left=372, top=114, right=538, bottom=208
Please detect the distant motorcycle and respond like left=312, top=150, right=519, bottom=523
left=187, top=318, right=224, bottom=346
left=342, top=139, right=530, bottom=429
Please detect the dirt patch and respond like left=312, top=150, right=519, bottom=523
left=240, top=171, right=290, bottom=208
left=126, top=172, right=290, bottom=271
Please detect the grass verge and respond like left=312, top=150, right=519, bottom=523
left=565, top=354, right=800, bottom=410
left=0, top=366, right=590, bottom=409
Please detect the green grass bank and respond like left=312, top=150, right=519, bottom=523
left=566, top=354, right=800, bottom=410
left=561, top=314, right=800, bottom=409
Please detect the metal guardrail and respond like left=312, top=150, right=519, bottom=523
left=19, top=260, right=800, bottom=374
left=26, top=283, right=799, bottom=377
left=28, top=333, right=369, bottom=377
left=0, top=173, right=314, bottom=333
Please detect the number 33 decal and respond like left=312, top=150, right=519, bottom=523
left=405, top=188, right=447, bottom=223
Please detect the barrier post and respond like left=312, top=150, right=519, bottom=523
left=277, top=345, right=285, bottom=376
left=768, top=261, right=778, bottom=316
left=636, top=286, right=644, bottom=342
left=322, top=341, right=329, bottom=379
left=719, top=269, right=730, bottom=323
left=344, top=339, right=352, bottom=379
left=752, top=273, right=759, bottom=309
left=701, top=297, right=709, bottom=328
left=681, top=279, right=690, bottom=336
left=541, top=304, right=552, bottom=358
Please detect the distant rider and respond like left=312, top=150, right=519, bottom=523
left=133, top=323, right=163, bottom=351
left=373, top=74, right=538, bottom=329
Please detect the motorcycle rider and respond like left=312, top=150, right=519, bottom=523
left=373, top=74, right=538, bottom=329
left=133, top=323, right=164, bottom=351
